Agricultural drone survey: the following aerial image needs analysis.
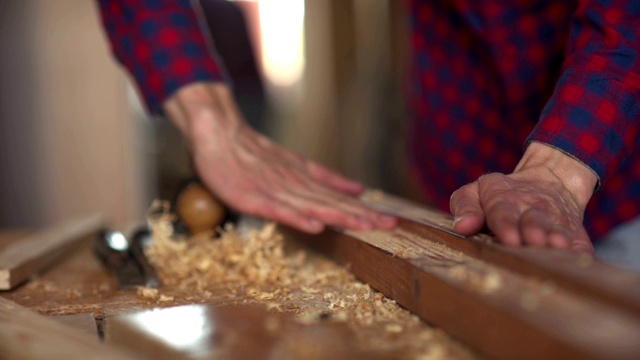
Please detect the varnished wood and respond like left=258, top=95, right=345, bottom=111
left=0, top=297, right=137, bottom=360
left=0, top=214, right=105, bottom=290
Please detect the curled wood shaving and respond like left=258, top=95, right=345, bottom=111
left=141, top=201, right=477, bottom=359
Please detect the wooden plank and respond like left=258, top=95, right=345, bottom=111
left=0, top=214, right=105, bottom=290
left=283, top=224, right=640, bottom=360
left=362, top=191, right=640, bottom=317
left=0, top=297, right=138, bottom=360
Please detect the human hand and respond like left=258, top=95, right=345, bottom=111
left=163, top=82, right=397, bottom=234
left=449, top=142, right=598, bottom=253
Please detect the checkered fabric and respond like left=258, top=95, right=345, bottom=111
left=97, top=0, right=227, bottom=113
left=98, top=0, right=640, bottom=240
left=407, top=0, right=640, bottom=240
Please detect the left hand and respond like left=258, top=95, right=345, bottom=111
left=449, top=142, right=598, bottom=253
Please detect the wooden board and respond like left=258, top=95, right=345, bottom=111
left=279, top=191, right=640, bottom=360
left=0, top=214, right=105, bottom=290
left=0, top=297, right=138, bottom=360
left=362, top=191, right=640, bottom=316
left=284, top=226, right=640, bottom=360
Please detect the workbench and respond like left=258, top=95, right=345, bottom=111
left=2, top=192, right=640, bottom=359
left=0, top=217, right=475, bottom=359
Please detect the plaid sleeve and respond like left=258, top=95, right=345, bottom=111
left=96, top=0, right=227, bottom=114
left=528, top=0, right=640, bottom=186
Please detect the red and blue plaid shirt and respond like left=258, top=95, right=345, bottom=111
left=98, top=0, right=640, bottom=240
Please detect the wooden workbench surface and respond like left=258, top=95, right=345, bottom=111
left=1, top=241, right=240, bottom=317
left=0, top=227, right=478, bottom=359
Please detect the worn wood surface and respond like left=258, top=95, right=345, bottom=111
left=362, top=191, right=640, bottom=316
left=0, top=242, right=244, bottom=318
left=284, top=225, right=640, bottom=360
left=275, top=191, right=640, bottom=360
left=0, top=297, right=137, bottom=360
left=0, top=214, right=105, bottom=290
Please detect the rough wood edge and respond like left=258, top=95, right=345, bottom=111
left=0, top=214, right=105, bottom=290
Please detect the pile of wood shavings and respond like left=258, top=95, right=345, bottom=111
left=143, top=201, right=477, bottom=359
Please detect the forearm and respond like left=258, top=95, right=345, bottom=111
left=163, top=82, right=242, bottom=150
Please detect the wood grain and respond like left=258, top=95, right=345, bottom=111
left=284, top=219, right=640, bottom=359
left=0, top=297, right=137, bottom=360
left=0, top=214, right=105, bottom=290
left=363, top=190, right=640, bottom=316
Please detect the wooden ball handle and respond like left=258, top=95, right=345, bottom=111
left=175, top=183, right=226, bottom=235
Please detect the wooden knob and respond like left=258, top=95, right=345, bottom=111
left=175, top=183, right=226, bottom=235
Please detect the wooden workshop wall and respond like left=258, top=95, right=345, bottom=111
left=0, top=1, right=152, bottom=228
left=282, top=0, right=423, bottom=201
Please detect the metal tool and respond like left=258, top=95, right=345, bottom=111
left=93, top=227, right=159, bottom=289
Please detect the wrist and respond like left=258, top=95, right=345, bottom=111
left=514, top=142, right=598, bottom=209
left=162, top=82, right=242, bottom=150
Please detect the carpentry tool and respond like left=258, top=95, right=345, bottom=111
left=93, top=227, right=159, bottom=289
left=174, top=180, right=230, bottom=236
left=0, top=214, right=104, bottom=290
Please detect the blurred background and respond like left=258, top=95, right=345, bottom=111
left=0, top=0, right=422, bottom=229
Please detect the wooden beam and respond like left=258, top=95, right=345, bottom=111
left=0, top=297, right=138, bottom=359
left=361, top=191, right=640, bottom=317
left=0, top=214, right=105, bottom=290
left=282, top=192, right=640, bottom=360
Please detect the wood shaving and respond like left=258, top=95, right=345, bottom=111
left=142, top=201, right=477, bottom=359
left=137, top=287, right=158, bottom=299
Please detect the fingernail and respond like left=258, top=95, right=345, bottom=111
left=453, top=216, right=465, bottom=227
left=308, top=219, right=323, bottom=232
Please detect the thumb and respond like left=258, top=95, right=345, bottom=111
left=450, top=182, right=485, bottom=235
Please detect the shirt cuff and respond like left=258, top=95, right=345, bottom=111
left=527, top=63, right=640, bottom=187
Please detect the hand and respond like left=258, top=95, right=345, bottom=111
left=163, top=82, right=397, bottom=234
left=449, top=142, right=598, bottom=253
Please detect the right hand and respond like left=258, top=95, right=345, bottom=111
left=163, top=82, right=397, bottom=233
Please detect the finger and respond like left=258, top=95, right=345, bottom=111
left=244, top=196, right=325, bottom=234
left=571, top=239, right=595, bottom=254
left=291, top=181, right=396, bottom=229
left=548, top=228, right=570, bottom=249
left=279, top=187, right=393, bottom=231
left=554, top=226, right=593, bottom=254
left=450, top=182, right=485, bottom=235
left=306, top=161, right=365, bottom=195
left=484, top=201, right=521, bottom=246
left=518, top=208, right=551, bottom=247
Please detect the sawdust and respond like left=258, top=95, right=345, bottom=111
left=142, top=201, right=478, bottom=359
